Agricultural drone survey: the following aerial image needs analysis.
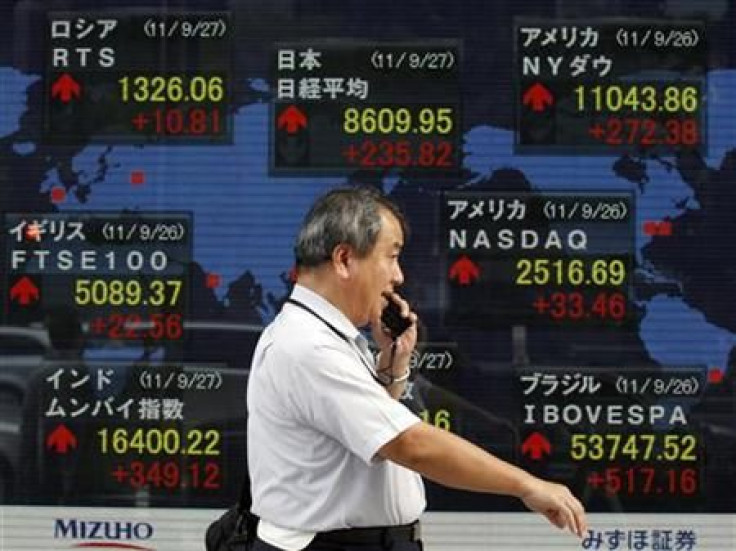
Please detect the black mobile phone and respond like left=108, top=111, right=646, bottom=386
left=381, top=296, right=412, bottom=339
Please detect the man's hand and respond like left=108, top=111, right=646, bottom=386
left=371, top=292, right=417, bottom=358
left=371, top=293, right=417, bottom=397
left=519, top=477, right=588, bottom=538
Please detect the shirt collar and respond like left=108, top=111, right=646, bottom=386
left=289, top=284, right=362, bottom=342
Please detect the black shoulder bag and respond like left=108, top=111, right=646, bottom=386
left=205, top=463, right=259, bottom=550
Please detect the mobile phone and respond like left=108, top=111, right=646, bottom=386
left=381, top=296, right=412, bottom=339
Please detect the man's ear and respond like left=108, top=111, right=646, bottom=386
left=331, top=244, right=353, bottom=279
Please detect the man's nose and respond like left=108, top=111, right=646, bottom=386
left=392, top=264, right=404, bottom=286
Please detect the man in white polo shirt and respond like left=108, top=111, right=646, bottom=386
left=247, top=187, right=587, bottom=551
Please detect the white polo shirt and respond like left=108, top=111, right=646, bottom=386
left=247, top=284, right=425, bottom=549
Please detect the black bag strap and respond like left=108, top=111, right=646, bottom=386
left=238, top=465, right=253, bottom=513
left=235, top=427, right=255, bottom=535
left=236, top=464, right=252, bottom=515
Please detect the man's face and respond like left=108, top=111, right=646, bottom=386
left=351, top=208, right=404, bottom=326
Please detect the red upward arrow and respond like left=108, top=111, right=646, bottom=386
left=10, top=276, right=40, bottom=305
left=277, top=105, right=307, bottom=134
left=521, top=432, right=552, bottom=460
left=448, top=255, right=480, bottom=286
left=46, top=424, right=78, bottom=454
left=51, top=73, right=81, bottom=103
left=522, top=82, right=554, bottom=112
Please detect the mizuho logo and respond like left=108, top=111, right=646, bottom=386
left=54, top=518, right=154, bottom=543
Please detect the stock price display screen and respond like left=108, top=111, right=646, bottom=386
left=0, top=1, right=735, bottom=550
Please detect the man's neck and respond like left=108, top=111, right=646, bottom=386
left=296, top=270, right=357, bottom=326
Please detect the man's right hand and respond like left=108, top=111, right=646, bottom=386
left=519, top=477, right=587, bottom=538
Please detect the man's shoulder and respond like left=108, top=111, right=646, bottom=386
left=273, top=307, right=342, bottom=347
left=257, top=312, right=335, bottom=366
left=263, top=316, right=367, bottom=382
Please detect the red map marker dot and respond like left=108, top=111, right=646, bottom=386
left=130, top=170, right=145, bottom=186
left=50, top=186, right=66, bottom=203
left=206, top=273, right=222, bottom=289
left=708, top=368, right=723, bottom=384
